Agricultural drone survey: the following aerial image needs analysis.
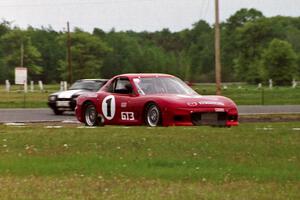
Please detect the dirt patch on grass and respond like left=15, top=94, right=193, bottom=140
left=0, top=176, right=299, bottom=200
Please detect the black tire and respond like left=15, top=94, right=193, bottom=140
left=145, top=103, right=161, bottom=127
left=84, top=103, right=99, bottom=126
left=53, top=109, right=64, bottom=115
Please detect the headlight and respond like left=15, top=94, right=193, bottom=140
left=72, top=95, right=79, bottom=100
left=49, top=96, right=56, bottom=101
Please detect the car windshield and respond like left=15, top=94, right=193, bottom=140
left=69, top=81, right=104, bottom=91
left=133, top=77, right=198, bottom=95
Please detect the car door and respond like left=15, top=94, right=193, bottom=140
left=99, top=77, right=139, bottom=125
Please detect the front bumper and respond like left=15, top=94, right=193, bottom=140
left=162, top=107, right=238, bottom=127
left=48, top=99, right=77, bottom=111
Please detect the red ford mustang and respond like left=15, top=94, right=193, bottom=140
left=75, top=73, right=238, bottom=127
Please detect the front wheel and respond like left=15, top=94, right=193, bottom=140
left=145, top=104, right=161, bottom=127
left=53, top=109, right=64, bottom=115
left=84, top=103, right=99, bottom=126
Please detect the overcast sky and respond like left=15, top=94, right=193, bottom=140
left=0, top=0, right=299, bottom=32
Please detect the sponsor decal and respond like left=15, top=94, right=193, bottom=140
left=205, top=97, right=220, bottom=101
left=121, top=112, right=135, bottom=121
left=198, top=101, right=224, bottom=106
left=102, top=95, right=116, bottom=120
left=215, top=108, right=225, bottom=112
left=177, top=94, right=201, bottom=98
left=121, top=102, right=127, bottom=108
left=187, top=101, right=225, bottom=107
left=187, top=102, right=198, bottom=107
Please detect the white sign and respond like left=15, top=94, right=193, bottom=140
left=15, top=67, right=27, bottom=84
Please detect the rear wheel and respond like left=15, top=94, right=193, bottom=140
left=84, top=103, right=99, bottom=126
left=145, top=104, right=161, bottom=127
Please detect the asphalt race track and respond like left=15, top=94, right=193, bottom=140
left=237, top=105, right=300, bottom=115
left=0, top=109, right=77, bottom=123
left=0, top=105, right=300, bottom=123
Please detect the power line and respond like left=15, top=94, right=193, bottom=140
left=199, top=0, right=210, bottom=20
left=0, top=0, right=161, bottom=8
left=202, top=0, right=210, bottom=20
left=0, top=0, right=212, bottom=32
left=0, top=0, right=204, bottom=7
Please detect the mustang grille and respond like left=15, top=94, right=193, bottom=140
left=57, top=98, right=71, bottom=101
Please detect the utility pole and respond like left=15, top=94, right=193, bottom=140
left=215, top=0, right=222, bottom=95
left=67, top=22, right=72, bottom=84
left=20, top=42, right=24, bottom=67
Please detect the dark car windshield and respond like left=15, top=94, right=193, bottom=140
left=133, top=77, right=198, bottom=95
left=69, top=80, right=105, bottom=91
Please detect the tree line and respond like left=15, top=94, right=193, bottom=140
left=0, top=8, right=299, bottom=85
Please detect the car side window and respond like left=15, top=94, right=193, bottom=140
left=114, top=78, right=133, bottom=94
left=105, top=78, right=133, bottom=94
left=106, top=80, right=115, bottom=93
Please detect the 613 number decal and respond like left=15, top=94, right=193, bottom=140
left=121, top=112, right=135, bottom=121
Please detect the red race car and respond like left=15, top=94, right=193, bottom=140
left=75, top=73, right=238, bottom=127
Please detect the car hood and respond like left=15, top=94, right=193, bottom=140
left=50, top=90, right=84, bottom=99
left=149, top=94, right=236, bottom=108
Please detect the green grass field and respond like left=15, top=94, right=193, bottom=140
left=0, top=83, right=299, bottom=108
left=0, top=84, right=59, bottom=108
left=0, top=122, right=299, bottom=199
left=193, top=84, right=300, bottom=105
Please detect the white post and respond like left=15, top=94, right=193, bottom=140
left=269, top=79, right=273, bottom=89
left=60, top=81, right=64, bottom=91
left=30, top=81, right=34, bottom=92
left=63, top=81, right=68, bottom=91
left=38, top=80, right=44, bottom=92
left=292, top=79, right=297, bottom=88
left=5, top=80, right=10, bottom=92
left=24, top=82, right=28, bottom=93
left=258, top=83, right=262, bottom=88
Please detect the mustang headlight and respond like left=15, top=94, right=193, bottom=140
left=72, top=95, right=79, bottom=100
left=49, top=95, right=57, bottom=101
